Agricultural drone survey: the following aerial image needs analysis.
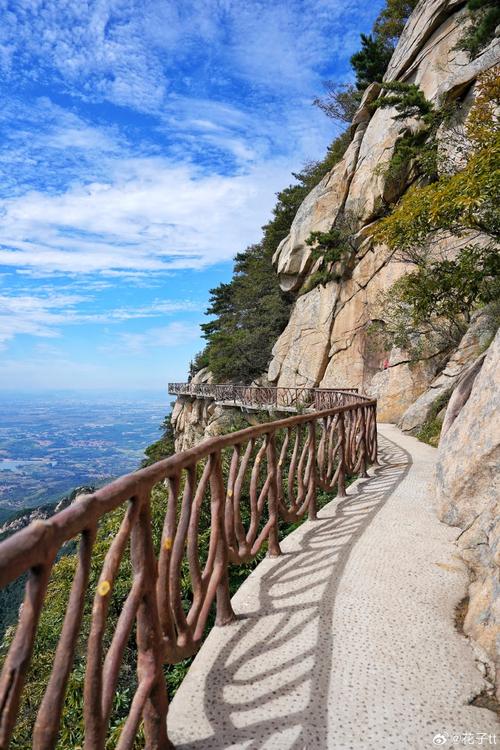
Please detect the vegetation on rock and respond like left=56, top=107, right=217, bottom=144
left=373, top=81, right=446, bottom=188
left=456, top=0, right=500, bottom=59
left=196, top=134, right=351, bottom=382
left=415, top=390, right=452, bottom=446
left=378, top=70, right=499, bottom=251
left=373, top=68, right=500, bottom=360
left=300, top=214, right=357, bottom=295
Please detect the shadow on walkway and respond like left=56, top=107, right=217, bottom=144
left=173, top=435, right=412, bottom=750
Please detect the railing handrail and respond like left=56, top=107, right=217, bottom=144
left=168, top=382, right=363, bottom=409
left=0, top=399, right=375, bottom=589
left=168, top=382, right=360, bottom=393
left=0, top=395, right=377, bottom=749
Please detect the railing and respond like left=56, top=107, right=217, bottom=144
left=168, top=383, right=360, bottom=409
left=0, top=397, right=377, bottom=749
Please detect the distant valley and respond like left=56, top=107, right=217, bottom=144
left=0, top=393, right=170, bottom=522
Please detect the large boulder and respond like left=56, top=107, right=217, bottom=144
left=436, top=330, right=500, bottom=692
left=399, top=307, right=499, bottom=432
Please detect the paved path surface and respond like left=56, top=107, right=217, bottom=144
left=168, top=425, right=498, bottom=749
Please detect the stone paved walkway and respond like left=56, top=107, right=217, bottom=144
left=168, top=425, right=498, bottom=749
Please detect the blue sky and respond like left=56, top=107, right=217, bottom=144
left=0, top=0, right=383, bottom=394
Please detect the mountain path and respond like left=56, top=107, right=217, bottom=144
left=167, top=424, right=498, bottom=750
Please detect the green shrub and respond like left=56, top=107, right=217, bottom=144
left=372, top=82, right=447, bottom=186
left=456, top=0, right=500, bottom=58
left=300, top=219, right=356, bottom=294
left=372, top=70, right=500, bottom=360
left=372, top=244, right=500, bottom=360
left=416, top=390, right=452, bottom=446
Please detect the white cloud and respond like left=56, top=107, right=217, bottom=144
left=0, top=0, right=373, bottom=283
left=0, top=292, right=83, bottom=347
left=0, top=0, right=375, bottom=111
left=118, top=321, right=201, bottom=353
left=0, top=0, right=383, bottom=374
left=0, top=291, right=201, bottom=347
left=0, top=153, right=296, bottom=274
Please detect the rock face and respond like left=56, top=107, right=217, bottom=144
left=436, top=331, right=500, bottom=695
left=170, top=369, right=240, bottom=451
left=399, top=307, right=499, bottom=433
left=171, top=369, right=293, bottom=451
left=272, top=118, right=369, bottom=293
left=267, top=283, right=338, bottom=386
left=171, top=396, right=241, bottom=452
left=0, top=486, right=93, bottom=541
left=268, top=0, right=499, bottom=421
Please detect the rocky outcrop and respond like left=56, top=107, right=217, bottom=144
left=171, top=369, right=292, bottom=451
left=436, top=330, right=500, bottom=696
left=0, top=485, right=93, bottom=541
left=170, top=369, right=240, bottom=451
left=268, top=0, right=499, bottom=422
left=171, top=396, right=241, bottom=452
left=272, top=116, right=369, bottom=293
left=384, top=0, right=465, bottom=82
left=399, top=307, right=499, bottom=433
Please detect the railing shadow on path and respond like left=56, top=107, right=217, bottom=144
left=171, top=435, right=412, bottom=750
left=0, top=394, right=377, bottom=749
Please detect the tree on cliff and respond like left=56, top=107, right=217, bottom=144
left=141, top=414, right=175, bottom=466
left=196, top=136, right=351, bottom=382
left=374, top=68, right=500, bottom=359
left=351, top=34, right=394, bottom=91
left=457, top=0, right=500, bottom=58
left=315, top=0, right=419, bottom=124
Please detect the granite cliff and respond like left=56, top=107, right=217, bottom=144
left=269, top=0, right=499, bottom=422
left=174, top=0, right=499, bottom=442
left=436, top=330, right=500, bottom=700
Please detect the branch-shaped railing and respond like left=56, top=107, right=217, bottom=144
left=0, top=396, right=377, bottom=749
left=168, top=383, right=360, bottom=409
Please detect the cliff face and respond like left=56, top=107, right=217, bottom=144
left=268, top=0, right=499, bottom=422
left=436, top=330, right=500, bottom=698
left=170, top=370, right=238, bottom=452
left=172, top=0, right=499, bottom=447
left=170, top=369, right=272, bottom=451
